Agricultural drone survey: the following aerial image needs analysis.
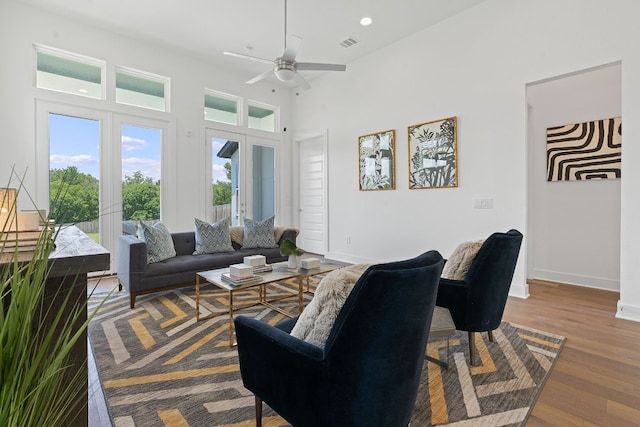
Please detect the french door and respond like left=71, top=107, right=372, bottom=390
left=205, top=128, right=278, bottom=226
left=37, top=101, right=169, bottom=273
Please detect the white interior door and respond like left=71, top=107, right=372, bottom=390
left=298, top=133, right=327, bottom=255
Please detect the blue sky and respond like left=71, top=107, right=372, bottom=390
left=48, top=114, right=229, bottom=183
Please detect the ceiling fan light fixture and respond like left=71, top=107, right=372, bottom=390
left=274, top=58, right=296, bottom=82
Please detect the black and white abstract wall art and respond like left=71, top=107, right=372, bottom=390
left=546, top=117, right=622, bottom=182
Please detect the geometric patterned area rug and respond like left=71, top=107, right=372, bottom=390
left=88, top=279, right=565, bottom=427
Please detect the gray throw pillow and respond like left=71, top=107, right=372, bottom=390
left=441, top=240, right=484, bottom=280
left=290, top=264, right=370, bottom=347
left=139, top=221, right=176, bottom=263
left=242, top=216, right=278, bottom=249
left=193, top=217, right=234, bottom=254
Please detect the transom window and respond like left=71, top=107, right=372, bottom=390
left=35, top=45, right=105, bottom=100
left=248, top=101, right=278, bottom=133
left=205, top=90, right=241, bottom=126
left=116, top=67, right=170, bottom=112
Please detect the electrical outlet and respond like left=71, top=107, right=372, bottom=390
left=346, top=236, right=351, bottom=244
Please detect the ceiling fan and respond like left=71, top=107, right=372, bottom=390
left=223, top=0, right=346, bottom=90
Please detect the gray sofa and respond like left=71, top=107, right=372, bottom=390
left=117, top=227, right=298, bottom=308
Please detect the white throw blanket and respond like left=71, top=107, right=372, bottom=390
left=290, top=264, right=370, bottom=348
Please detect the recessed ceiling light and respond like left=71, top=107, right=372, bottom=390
left=360, top=16, right=373, bottom=26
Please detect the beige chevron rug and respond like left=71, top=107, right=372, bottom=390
left=88, top=279, right=565, bottom=426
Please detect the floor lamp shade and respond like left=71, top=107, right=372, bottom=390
left=0, top=188, right=18, bottom=232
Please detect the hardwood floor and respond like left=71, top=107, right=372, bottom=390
left=503, top=280, right=640, bottom=426
left=87, top=277, right=640, bottom=426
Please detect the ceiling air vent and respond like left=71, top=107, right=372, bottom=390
left=339, top=37, right=359, bottom=48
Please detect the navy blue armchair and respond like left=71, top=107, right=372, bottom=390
left=234, top=250, right=445, bottom=427
left=436, top=229, right=523, bottom=365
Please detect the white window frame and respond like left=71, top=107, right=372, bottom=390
left=34, top=44, right=106, bottom=100
left=115, top=66, right=171, bottom=112
left=204, top=89, right=243, bottom=126
left=247, top=100, right=280, bottom=133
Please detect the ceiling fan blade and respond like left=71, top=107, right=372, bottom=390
left=295, top=73, right=311, bottom=90
left=224, top=51, right=273, bottom=65
left=282, top=35, right=302, bottom=62
left=296, top=62, right=346, bottom=71
left=246, top=69, right=274, bottom=85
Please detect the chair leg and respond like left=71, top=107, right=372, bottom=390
left=255, top=395, right=262, bottom=427
left=488, top=330, right=495, bottom=342
left=468, top=331, right=476, bottom=366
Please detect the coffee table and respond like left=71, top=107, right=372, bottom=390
left=196, top=267, right=301, bottom=346
left=272, top=260, right=345, bottom=293
left=196, top=261, right=343, bottom=346
left=426, top=306, right=456, bottom=370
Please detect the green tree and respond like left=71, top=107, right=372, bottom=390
left=49, top=166, right=99, bottom=224
left=122, top=171, right=160, bottom=220
left=212, top=162, right=232, bottom=206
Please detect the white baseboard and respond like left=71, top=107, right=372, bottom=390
left=616, top=300, right=640, bottom=322
left=324, top=251, right=381, bottom=266
left=508, top=281, right=529, bottom=299
left=532, top=269, right=619, bottom=292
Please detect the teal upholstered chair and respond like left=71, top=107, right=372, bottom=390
left=234, top=250, right=444, bottom=427
left=436, top=229, right=523, bottom=365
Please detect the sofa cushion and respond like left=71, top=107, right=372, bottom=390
left=242, top=216, right=278, bottom=249
left=193, top=217, right=234, bottom=254
left=139, top=221, right=176, bottom=263
left=441, top=240, right=484, bottom=280
left=290, top=264, right=369, bottom=347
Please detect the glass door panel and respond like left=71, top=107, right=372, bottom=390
left=211, top=137, right=235, bottom=224
left=251, top=145, right=275, bottom=221
left=48, top=113, right=100, bottom=242
left=120, top=124, right=162, bottom=227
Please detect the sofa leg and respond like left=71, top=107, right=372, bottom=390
left=468, top=331, right=476, bottom=366
left=488, top=330, right=495, bottom=342
left=130, top=294, right=136, bottom=309
left=255, top=395, right=262, bottom=427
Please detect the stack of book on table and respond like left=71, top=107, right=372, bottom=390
left=221, top=263, right=262, bottom=286
left=244, top=255, right=272, bottom=273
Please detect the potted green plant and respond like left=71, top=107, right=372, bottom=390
left=279, top=238, right=304, bottom=268
left=0, top=172, right=107, bottom=426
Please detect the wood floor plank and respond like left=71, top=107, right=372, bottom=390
left=504, top=280, right=640, bottom=427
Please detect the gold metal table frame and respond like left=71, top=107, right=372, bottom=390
left=195, top=261, right=342, bottom=346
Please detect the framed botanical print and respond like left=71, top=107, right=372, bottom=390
left=408, top=116, right=458, bottom=189
left=358, top=129, right=395, bottom=190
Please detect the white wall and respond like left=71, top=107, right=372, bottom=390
left=293, top=0, right=640, bottom=319
left=4, top=0, right=640, bottom=320
left=527, top=64, right=621, bottom=291
left=0, top=0, right=294, bottom=234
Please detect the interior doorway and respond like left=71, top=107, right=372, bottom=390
left=296, top=132, right=328, bottom=255
left=526, top=62, right=621, bottom=292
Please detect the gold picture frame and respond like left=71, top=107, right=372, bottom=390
left=358, top=129, right=396, bottom=190
left=408, top=116, right=458, bottom=189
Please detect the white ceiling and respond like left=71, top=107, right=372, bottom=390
left=16, top=0, right=486, bottom=85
